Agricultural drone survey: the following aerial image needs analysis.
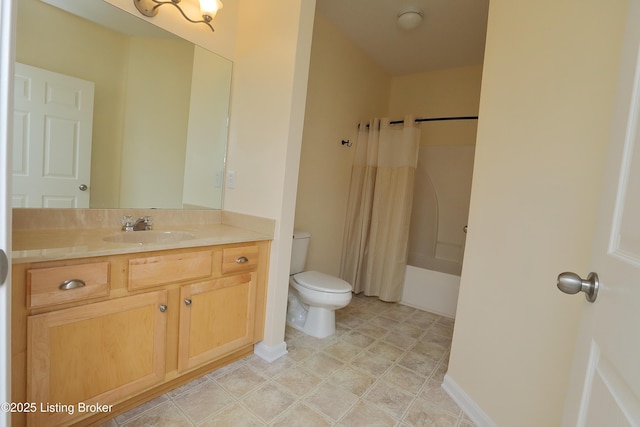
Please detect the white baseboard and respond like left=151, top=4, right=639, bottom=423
left=442, top=374, right=497, bottom=427
left=253, top=341, right=288, bottom=362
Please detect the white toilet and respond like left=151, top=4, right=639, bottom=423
left=287, top=230, right=352, bottom=338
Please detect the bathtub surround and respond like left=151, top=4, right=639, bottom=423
left=339, top=117, right=420, bottom=302
left=401, top=265, right=459, bottom=318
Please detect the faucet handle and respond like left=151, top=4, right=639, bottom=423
left=121, top=215, right=134, bottom=231
left=144, top=216, right=153, bottom=230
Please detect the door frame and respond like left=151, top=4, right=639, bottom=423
left=0, top=0, right=15, bottom=423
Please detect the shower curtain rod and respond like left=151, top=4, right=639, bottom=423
left=343, top=116, right=479, bottom=146
left=358, top=115, right=478, bottom=129
left=391, top=115, right=478, bottom=124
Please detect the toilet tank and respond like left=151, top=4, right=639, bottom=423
left=290, top=230, right=311, bottom=275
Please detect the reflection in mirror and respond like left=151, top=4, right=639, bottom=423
left=14, top=0, right=232, bottom=209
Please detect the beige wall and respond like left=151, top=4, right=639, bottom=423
left=448, top=0, right=628, bottom=425
left=294, top=13, right=390, bottom=275
left=118, top=38, right=193, bottom=208
left=225, top=0, right=316, bottom=348
left=389, top=65, right=482, bottom=148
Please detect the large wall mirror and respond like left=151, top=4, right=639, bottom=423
left=13, top=0, right=232, bottom=209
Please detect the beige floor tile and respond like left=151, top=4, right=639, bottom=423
left=431, top=363, right=449, bottom=384
left=368, top=341, right=406, bottom=361
left=341, top=330, right=377, bottom=348
left=430, top=323, right=455, bottom=339
left=369, top=315, right=401, bottom=330
left=322, top=340, right=363, bottom=362
left=382, top=331, right=418, bottom=350
left=300, top=352, right=345, bottom=378
left=391, top=322, right=428, bottom=339
left=110, top=295, right=467, bottom=427
left=420, top=380, right=462, bottom=417
left=403, top=399, right=460, bottom=427
left=275, top=365, right=324, bottom=397
left=413, top=339, right=449, bottom=362
left=364, top=380, right=415, bottom=419
left=304, top=381, right=359, bottom=421
left=120, top=401, right=191, bottom=427
left=197, top=403, right=264, bottom=427
left=241, top=382, right=297, bottom=423
left=328, top=365, right=376, bottom=396
left=336, top=313, right=365, bottom=329
left=337, top=400, right=397, bottom=426
left=356, top=323, right=391, bottom=339
left=379, top=307, right=414, bottom=322
left=397, top=350, right=439, bottom=377
left=165, top=375, right=210, bottom=398
left=285, top=337, right=318, bottom=362
left=215, top=364, right=269, bottom=397
left=382, top=365, right=428, bottom=395
left=404, top=313, right=438, bottom=330
left=114, top=395, right=169, bottom=424
left=350, top=351, right=394, bottom=377
left=172, top=380, right=235, bottom=424
left=274, top=402, right=333, bottom=426
left=248, top=354, right=297, bottom=378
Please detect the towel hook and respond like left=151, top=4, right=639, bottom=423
left=341, top=139, right=352, bottom=147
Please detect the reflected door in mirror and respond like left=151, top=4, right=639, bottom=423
left=13, top=63, right=94, bottom=208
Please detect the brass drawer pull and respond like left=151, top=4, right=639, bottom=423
left=236, top=256, right=249, bottom=264
left=58, top=279, right=86, bottom=290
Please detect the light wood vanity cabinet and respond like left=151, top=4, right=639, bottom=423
left=178, top=272, right=257, bottom=372
left=11, top=240, right=269, bottom=426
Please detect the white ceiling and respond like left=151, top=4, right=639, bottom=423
left=315, top=0, right=490, bottom=76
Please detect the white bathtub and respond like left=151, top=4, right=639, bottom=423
left=400, top=265, right=460, bottom=318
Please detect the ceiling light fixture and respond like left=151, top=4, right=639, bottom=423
left=133, top=0, right=223, bottom=32
left=397, top=7, right=424, bottom=31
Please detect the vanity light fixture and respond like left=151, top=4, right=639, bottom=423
left=133, top=0, right=223, bottom=32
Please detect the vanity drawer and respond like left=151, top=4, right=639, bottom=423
left=27, top=262, right=110, bottom=309
left=129, top=250, right=214, bottom=290
left=221, top=244, right=259, bottom=274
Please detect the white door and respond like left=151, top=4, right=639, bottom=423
left=13, top=63, right=94, bottom=208
left=562, top=0, right=640, bottom=424
left=0, top=0, right=14, bottom=425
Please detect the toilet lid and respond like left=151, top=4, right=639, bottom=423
left=293, top=271, right=352, bottom=293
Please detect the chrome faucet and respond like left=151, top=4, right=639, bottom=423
left=121, top=215, right=153, bottom=232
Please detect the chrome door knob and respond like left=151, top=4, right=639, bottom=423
left=557, top=272, right=599, bottom=303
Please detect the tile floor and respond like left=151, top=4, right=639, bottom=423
left=100, top=294, right=474, bottom=426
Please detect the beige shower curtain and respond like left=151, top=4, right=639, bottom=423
left=340, top=116, right=420, bottom=301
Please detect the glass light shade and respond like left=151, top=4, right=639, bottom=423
left=397, top=11, right=423, bottom=30
left=199, top=0, right=223, bottom=18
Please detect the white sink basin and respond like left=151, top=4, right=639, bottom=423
left=103, top=230, right=196, bottom=245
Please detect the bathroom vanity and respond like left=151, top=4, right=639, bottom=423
left=10, top=210, right=273, bottom=426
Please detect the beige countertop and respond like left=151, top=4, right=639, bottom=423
left=13, top=224, right=272, bottom=263
left=13, top=221, right=273, bottom=264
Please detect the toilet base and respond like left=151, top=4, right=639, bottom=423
left=302, top=306, right=336, bottom=339
left=286, top=290, right=338, bottom=339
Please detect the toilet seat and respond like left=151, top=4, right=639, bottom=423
left=293, top=271, right=351, bottom=293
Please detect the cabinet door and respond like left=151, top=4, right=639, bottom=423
left=178, top=273, right=256, bottom=372
left=27, top=291, right=168, bottom=426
